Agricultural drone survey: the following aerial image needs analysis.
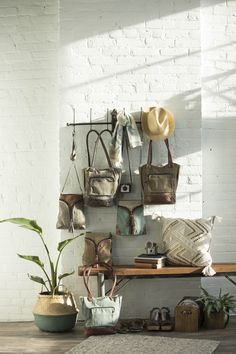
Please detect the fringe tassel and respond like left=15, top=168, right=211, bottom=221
left=202, top=265, right=216, bottom=276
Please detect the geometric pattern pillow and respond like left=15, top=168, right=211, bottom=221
left=161, top=217, right=216, bottom=276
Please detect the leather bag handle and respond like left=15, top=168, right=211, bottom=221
left=86, top=129, right=112, bottom=167
left=83, top=262, right=117, bottom=300
left=86, top=129, right=100, bottom=167
left=147, top=139, right=173, bottom=167
left=91, top=134, right=113, bottom=168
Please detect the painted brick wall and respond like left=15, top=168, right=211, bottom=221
left=0, top=0, right=59, bottom=321
left=201, top=0, right=236, bottom=295
left=1, top=0, right=235, bottom=322
left=60, top=0, right=203, bottom=318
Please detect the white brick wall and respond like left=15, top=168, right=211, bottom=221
left=0, top=0, right=59, bottom=321
left=60, top=0, right=202, bottom=319
left=201, top=0, right=236, bottom=297
left=1, top=0, right=235, bottom=321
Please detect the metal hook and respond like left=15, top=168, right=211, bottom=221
left=70, top=105, right=76, bottom=137
left=90, top=108, right=92, bottom=130
left=72, top=108, right=76, bottom=136
left=140, top=107, right=143, bottom=122
left=69, top=105, right=76, bottom=161
left=106, top=108, right=109, bottom=130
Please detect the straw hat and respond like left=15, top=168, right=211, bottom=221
left=141, top=107, right=175, bottom=140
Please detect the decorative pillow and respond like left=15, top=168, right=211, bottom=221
left=161, top=216, right=217, bottom=276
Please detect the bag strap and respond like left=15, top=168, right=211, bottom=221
left=147, top=139, right=173, bottom=167
left=86, top=129, right=112, bottom=167
left=61, top=162, right=83, bottom=193
left=83, top=262, right=117, bottom=300
left=91, top=134, right=113, bottom=168
left=86, top=129, right=100, bottom=166
left=164, top=139, right=173, bottom=167
left=121, top=128, right=133, bottom=185
left=61, top=124, right=83, bottom=193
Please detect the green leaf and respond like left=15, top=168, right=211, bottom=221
left=58, top=271, right=75, bottom=281
left=28, top=274, right=46, bottom=286
left=57, top=234, right=83, bottom=253
left=18, top=254, right=44, bottom=268
left=0, top=218, right=42, bottom=234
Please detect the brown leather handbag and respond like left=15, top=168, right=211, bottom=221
left=139, top=139, right=180, bottom=204
left=82, top=232, right=112, bottom=266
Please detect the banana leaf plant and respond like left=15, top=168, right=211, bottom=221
left=0, top=218, right=83, bottom=295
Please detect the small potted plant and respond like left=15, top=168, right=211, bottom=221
left=0, top=218, right=83, bottom=332
left=199, top=287, right=236, bottom=329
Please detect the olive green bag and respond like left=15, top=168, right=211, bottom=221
left=84, top=134, right=122, bottom=207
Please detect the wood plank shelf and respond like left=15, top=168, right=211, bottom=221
left=78, top=263, right=236, bottom=278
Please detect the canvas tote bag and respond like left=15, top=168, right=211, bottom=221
left=140, top=139, right=180, bottom=204
left=84, top=134, right=122, bottom=207
left=80, top=263, right=122, bottom=331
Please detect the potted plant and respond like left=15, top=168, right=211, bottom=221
left=199, top=287, right=236, bottom=329
left=0, top=218, right=83, bottom=332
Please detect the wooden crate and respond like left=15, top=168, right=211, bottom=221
left=175, top=297, right=203, bottom=332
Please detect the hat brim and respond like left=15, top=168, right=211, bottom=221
left=141, top=108, right=175, bottom=141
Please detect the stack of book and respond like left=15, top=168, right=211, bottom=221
left=134, top=253, right=167, bottom=269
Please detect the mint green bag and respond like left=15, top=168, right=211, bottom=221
left=80, top=263, right=122, bottom=328
left=116, top=200, right=146, bottom=236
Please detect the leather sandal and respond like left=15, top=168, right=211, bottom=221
left=116, top=320, right=129, bottom=334
left=129, top=319, right=144, bottom=332
left=160, top=307, right=173, bottom=331
left=147, top=307, right=161, bottom=331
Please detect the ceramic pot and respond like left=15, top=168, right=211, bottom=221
left=33, top=292, right=78, bottom=332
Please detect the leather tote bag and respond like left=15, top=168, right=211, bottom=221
left=80, top=263, right=122, bottom=330
left=139, top=139, right=180, bottom=204
left=82, top=232, right=112, bottom=266
left=84, top=134, right=122, bottom=207
left=116, top=200, right=146, bottom=236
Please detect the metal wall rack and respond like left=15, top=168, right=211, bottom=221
left=67, top=108, right=118, bottom=133
left=66, top=108, right=142, bottom=132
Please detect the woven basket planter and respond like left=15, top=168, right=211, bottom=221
left=33, top=292, right=78, bottom=332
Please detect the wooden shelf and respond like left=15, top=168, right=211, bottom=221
left=78, top=263, right=236, bottom=278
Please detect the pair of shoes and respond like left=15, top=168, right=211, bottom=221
left=146, top=307, right=161, bottom=331
left=116, top=319, right=144, bottom=333
left=160, top=307, right=173, bottom=331
left=129, top=319, right=144, bottom=332
left=116, top=320, right=129, bottom=333
left=147, top=307, right=173, bottom=331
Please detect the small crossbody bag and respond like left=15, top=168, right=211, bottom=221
left=82, top=232, right=112, bottom=266
left=56, top=119, right=86, bottom=232
left=56, top=163, right=86, bottom=232
left=116, top=128, right=146, bottom=236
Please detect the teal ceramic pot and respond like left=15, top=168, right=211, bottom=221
left=33, top=292, right=78, bottom=332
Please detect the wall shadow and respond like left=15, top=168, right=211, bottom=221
left=60, top=0, right=223, bottom=43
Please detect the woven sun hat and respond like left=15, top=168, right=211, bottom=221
left=141, top=107, right=175, bottom=141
